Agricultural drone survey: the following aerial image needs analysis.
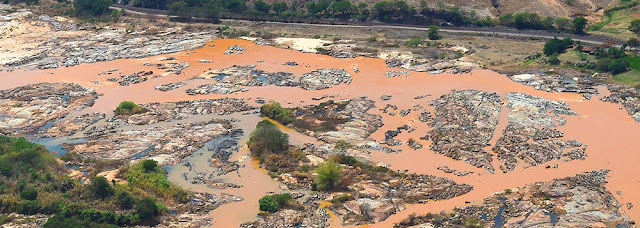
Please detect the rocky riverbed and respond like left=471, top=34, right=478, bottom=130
left=493, top=93, right=586, bottom=173
left=395, top=170, right=634, bottom=228
left=428, top=89, right=503, bottom=173
left=0, top=4, right=216, bottom=70
left=0, top=82, right=100, bottom=135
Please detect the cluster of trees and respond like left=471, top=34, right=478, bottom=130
left=0, top=136, right=185, bottom=227
left=73, top=0, right=113, bottom=17
left=260, top=102, right=294, bottom=125
left=126, top=0, right=591, bottom=34
left=542, top=36, right=631, bottom=74
left=592, top=46, right=630, bottom=74
left=543, top=37, right=574, bottom=57
left=499, top=13, right=586, bottom=33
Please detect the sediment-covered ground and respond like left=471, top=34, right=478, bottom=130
left=1, top=24, right=639, bottom=227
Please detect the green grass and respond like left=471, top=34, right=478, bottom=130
left=523, top=58, right=536, bottom=66
left=589, top=4, right=640, bottom=40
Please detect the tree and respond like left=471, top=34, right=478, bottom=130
left=116, top=192, right=135, bottom=209
left=141, top=159, right=158, bottom=172
left=272, top=2, right=288, bottom=14
left=554, top=17, right=571, bottom=31
left=20, top=189, right=38, bottom=200
left=499, top=13, right=514, bottom=27
left=373, top=0, right=412, bottom=23
left=428, top=25, right=441, bottom=40
left=548, top=53, right=560, bottom=65
left=315, top=161, right=342, bottom=190
left=225, top=0, right=247, bottom=13
left=260, top=102, right=293, bottom=124
left=254, top=0, right=271, bottom=14
left=629, top=19, right=640, bottom=33
left=328, top=0, right=354, bottom=19
left=74, top=0, right=112, bottom=17
left=609, top=59, right=630, bottom=75
left=90, top=176, right=114, bottom=199
left=136, top=198, right=160, bottom=223
left=572, top=17, right=587, bottom=34
left=627, top=37, right=640, bottom=49
left=543, top=37, right=573, bottom=56
left=247, top=120, right=289, bottom=159
left=258, top=193, right=292, bottom=213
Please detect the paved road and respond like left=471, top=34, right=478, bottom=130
left=110, top=5, right=623, bottom=46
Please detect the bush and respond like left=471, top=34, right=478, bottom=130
left=259, top=193, right=292, bottom=212
left=609, top=58, right=630, bottom=75
left=17, top=200, right=40, bottom=215
left=548, top=53, right=560, bottom=65
left=44, top=214, right=120, bottom=228
left=125, top=161, right=187, bottom=202
left=630, top=19, right=640, bottom=33
left=543, top=37, right=573, bottom=56
left=20, top=189, right=38, bottom=200
left=247, top=120, right=289, bottom=159
left=74, top=0, right=112, bottom=17
left=428, top=25, right=441, bottom=40
left=141, top=160, right=158, bottom=173
left=116, top=191, right=135, bottom=209
left=315, top=161, right=342, bottom=191
left=259, top=195, right=278, bottom=212
left=136, top=198, right=160, bottom=224
left=115, top=101, right=143, bottom=115
left=572, top=17, right=587, bottom=34
left=260, top=102, right=294, bottom=125
left=90, top=176, right=114, bottom=199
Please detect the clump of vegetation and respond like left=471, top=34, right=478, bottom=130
left=428, top=25, right=441, bottom=40
left=247, top=120, right=308, bottom=173
left=260, top=102, right=294, bottom=125
left=73, top=0, right=113, bottom=17
left=315, top=161, right=342, bottom=191
left=543, top=37, right=573, bottom=56
left=123, top=160, right=188, bottom=203
left=115, top=101, right=143, bottom=115
left=247, top=120, right=290, bottom=160
left=258, top=193, right=294, bottom=213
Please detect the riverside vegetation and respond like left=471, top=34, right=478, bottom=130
left=0, top=135, right=188, bottom=227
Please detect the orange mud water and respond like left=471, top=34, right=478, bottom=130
left=1, top=39, right=639, bottom=227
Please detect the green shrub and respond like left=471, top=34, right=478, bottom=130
left=247, top=120, right=289, bottom=159
left=260, top=102, right=294, bottom=125
left=90, top=176, right=114, bottom=199
left=116, top=192, right=135, bottom=209
left=17, top=200, right=40, bottom=215
left=141, top=160, right=158, bottom=173
left=20, top=189, right=38, bottom=200
left=258, top=193, right=292, bottom=212
left=115, top=101, right=143, bottom=115
left=258, top=195, right=278, bottom=212
left=428, top=25, right=441, bottom=40
left=315, top=161, right=342, bottom=191
left=136, top=198, right=160, bottom=224
left=44, top=214, right=119, bottom=228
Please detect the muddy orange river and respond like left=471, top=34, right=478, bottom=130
left=1, top=39, right=639, bottom=227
